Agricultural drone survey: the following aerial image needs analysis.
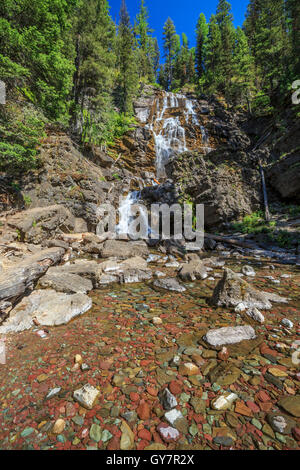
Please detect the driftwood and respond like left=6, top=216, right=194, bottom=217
left=205, top=233, right=257, bottom=250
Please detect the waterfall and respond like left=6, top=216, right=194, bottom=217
left=117, top=91, right=212, bottom=238
left=116, top=191, right=149, bottom=239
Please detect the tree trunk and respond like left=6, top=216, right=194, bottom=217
left=259, top=160, right=270, bottom=222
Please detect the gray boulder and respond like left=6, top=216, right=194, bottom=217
left=179, top=260, right=208, bottom=281
left=38, top=272, right=93, bottom=294
left=153, top=277, right=186, bottom=293
left=0, top=289, right=92, bottom=333
left=204, top=325, right=256, bottom=347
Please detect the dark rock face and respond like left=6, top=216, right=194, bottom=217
left=166, top=151, right=261, bottom=228
left=267, top=151, right=300, bottom=202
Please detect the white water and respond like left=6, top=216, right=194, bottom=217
left=117, top=91, right=211, bottom=236
left=116, top=191, right=149, bottom=238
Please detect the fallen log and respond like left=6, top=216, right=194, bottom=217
left=204, top=233, right=258, bottom=250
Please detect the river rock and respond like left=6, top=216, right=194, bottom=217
left=158, top=388, right=178, bottom=410
left=267, top=412, right=296, bottom=434
left=179, top=260, right=208, bottom=281
left=204, top=325, right=256, bottom=347
left=245, top=307, right=265, bottom=324
left=120, top=421, right=135, bottom=450
left=46, top=260, right=102, bottom=288
left=38, top=272, right=93, bottom=294
left=211, top=268, right=287, bottom=310
left=153, top=278, right=186, bottom=292
left=277, top=396, right=300, bottom=418
left=242, top=265, right=256, bottom=277
left=0, top=289, right=92, bottom=333
left=73, top=384, right=100, bottom=409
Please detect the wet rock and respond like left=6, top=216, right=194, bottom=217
left=52, top=419, right=65, bottom=434
left=153, top=278, right=186, bottom=293
left=278, top=397, right=300, bottom=418
left=267, top=413, right=296, bottom=435
left=179, top=260, right=208, bottom=281
left=158, top=388, right=178, bottom=410
left=0, top=289, right=92, bottom=333
left=211, top=393, right=238, bottom=411
left=242, top=265, right=256, bottom=277
left=245, top=307, right=265, bottom=324
left=178, top=362, right=200, bottom=376
left=38, top=272, right=93, bottom=294
left=211, top=269, right=288, bottom=309
left=204, top=325, right=256, bottom=347
left=213, top=435, right=233, bottom=447
left=120, top=421, right=135, bottom=450
left=281, top=318, right=293, bottom=329
left=165, top=409, right=184, bottom=426
left=73, top=384, right=100, bottom=410
left=157, top=423, right=180, bottom=442
left=90, top=423, right=102, bottom=442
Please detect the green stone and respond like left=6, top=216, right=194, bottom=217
left=251, top=418, right=262, bottom=430
left=189, top=423, right=199, bottom=437
left=57, top=435, right=66, bottom=443
left=90, top=424, right=102, bottom=443
left=21, top=427, right=34, bottom=438
left=101, top=429, right=113, bottom=443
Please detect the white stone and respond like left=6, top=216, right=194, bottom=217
left=212, top=393, right=238, bottom=411
left=246, top=307, right=265, bottom=324
left=235, top=303, right=246, bottom=313
left=165, top=409, right=184, bottom=426
left=242, top=265, right=256, bottom=277
left=159, top=426, right=180, bottom=440
left=73, top=384, right=100, bottom=409
left=204, top=325, right=256, bottom=347
left=281, top=318, right=293, bottom=329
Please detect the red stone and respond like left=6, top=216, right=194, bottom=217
left=130, top=392, right=139, bottom=402
left=138, top=428, right=151, bottom=441
left=107, top=436, right=120, bottom=450
left=246, top=401, right=260, bottom=414
left=256, top=390, right=271, bottom=403
left=137, top=439, right=150, bottom=450
left=169, top=380, right=182, bottom=395
left=137, top=402, right=150, bottom=420
left=147, top=386, right=158, bottom=397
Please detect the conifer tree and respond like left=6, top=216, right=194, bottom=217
left=134, top=0, right=155, bottom=81
left=195, top=13, right=209, bottom=79
left=162, top=17, right=177, bottom=90
left=205, top=15, right=222, bottom=92
left=232, top=27, right=255, bottom=108
left=116, top=0, right=138, bottom=114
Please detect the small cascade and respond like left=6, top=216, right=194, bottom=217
left=116, top=191, right=149, bottom=238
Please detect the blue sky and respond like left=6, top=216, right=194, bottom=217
left=108, top=0, right=250, bottom=51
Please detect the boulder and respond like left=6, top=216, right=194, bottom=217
left=204, top=325, right=256, bottom=347
left=211, top=268, right=287, bottom=310
left=46, top=260, right=102, bottom=288
left=38, top=272, right=93, bottom=294
left=0, top=247, right=65, bottom=304
left=100, top=240, right=149, bottom=259
left=0, top=289, right=92, bottom=333
left=153, top=277, right=186, bottom=293
left=179, top=260, right=208, bottom=281
left=7, top=205, right=75, bottom=243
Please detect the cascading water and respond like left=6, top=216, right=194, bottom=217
left=117, top=91, right=212, bottom=237
left=116, top=190, right=149, bottom=238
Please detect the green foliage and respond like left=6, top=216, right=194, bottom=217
left=231, top=211, right=275, bottom=234
left=0, top=102, right=46, bottom=173
left=81, top=109, right=136, bottom=147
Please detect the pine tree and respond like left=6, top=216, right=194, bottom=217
left=244, top=0, right=287, bottom=94
left=71, top=0, right=116, bottom=124
left=116, top=0, right=138, bottom=114
left=195, top=13, right=208, bottom=79
left=231, top=27, right=255, bottom=108
left=215, top=0, right=236, bottom=96
left=134, top=0, right=155, bottom=81
left=162, top=17, right=177, bottom=90
left=286, top=0, right=300, bottom=77
left=205, top=15, right=222, bottom=92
